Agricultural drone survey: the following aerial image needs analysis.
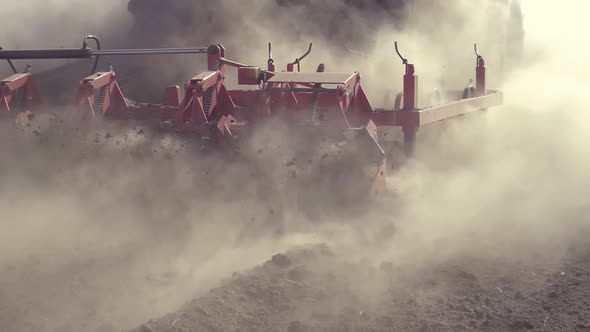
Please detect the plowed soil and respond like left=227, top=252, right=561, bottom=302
left=125, top=239, right=590, bottom=332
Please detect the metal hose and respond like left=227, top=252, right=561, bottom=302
left=82, top=35, right=101, bottom=75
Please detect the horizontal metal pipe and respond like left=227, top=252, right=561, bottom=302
left=0, top=47, right=209, bottom=59
left=92, top=47, right=209, bottom=56
left=267, top=87, right=339, bottom=93
left=0, top=48, right=92, bottom=59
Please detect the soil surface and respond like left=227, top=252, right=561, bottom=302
left=125, top=241, right=590, bottom=332
left=3, top=233, right=590, bottom=332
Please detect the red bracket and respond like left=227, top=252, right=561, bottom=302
left=338, top=72, right=373, bottom=114
left=174, top=70, right=236, bottom=136
left=0, top=73, right=41, bottom=112
left=74, top=71, right=128, bottom=117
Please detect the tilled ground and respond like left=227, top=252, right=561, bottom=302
left=126, top=239, right=590, bottom=332
left=2, top=233, right=590, bottom=332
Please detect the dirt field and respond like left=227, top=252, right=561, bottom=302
left=129, top=242, right=590, bottom=332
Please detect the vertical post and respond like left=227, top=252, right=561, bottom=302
left=217, top=44, right=226, bottom=75
left=395, top=41, right=419, bottom=157
left=403, top=63, right=417, bottom=111
left=164, top=86, right=181, bottom=107
left=402, top=126, right=418, bottom=157
left=267, top=42, right=275, bottom=72
left=474, top=44, right=486, bottom=97
left=207, top=45, right=222, bottom=72
left=402, top=63, right=418, bottom=157
left=476, top=56, right=486, bottom=96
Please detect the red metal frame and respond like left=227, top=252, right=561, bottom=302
left=0, top=41, right=503, bottom=198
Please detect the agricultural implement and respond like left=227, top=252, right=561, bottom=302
left=0, top=35, right=502, bottom=208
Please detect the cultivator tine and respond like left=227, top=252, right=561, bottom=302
left=1, top=93, right=9, bottom=111
left=347, top=120, right=387, bottom=195
left=364, top=120, right=387, bottom=195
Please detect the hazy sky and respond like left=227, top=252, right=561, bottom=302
left=505, top=0, right=587, bottom=110
left=521, top=0, right=587, bottom=44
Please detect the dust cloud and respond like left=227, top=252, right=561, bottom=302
left=124, top=0, right=524, bottom=104
left=300, top=0, right=590, bottom=272
left=2, top=0, right=588, bottom=331
left=0, top=114, right=305, bottom=330
left=380, top=0, right=590, bottom=265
